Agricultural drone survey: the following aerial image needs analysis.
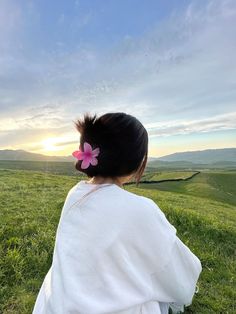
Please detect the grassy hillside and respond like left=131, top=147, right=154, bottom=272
left=1, top=160, right=235, bottom=178
left=0, top=160, right=79, bottom=176
left=138, top=170, right=236, bottom=207
left=0, top=169, right=235, bottom=313
left=141, top=170, right=198, bottom=181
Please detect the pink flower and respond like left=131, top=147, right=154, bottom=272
left=72, top=142, right=100, bottom=169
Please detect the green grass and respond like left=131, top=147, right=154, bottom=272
left=138, top=170, right=236, bottom=207
left=0, top=160, right=80, bottom=176
left=0, top=168, right=235, bottom=313
left=141, top=171, right=198, bottom=181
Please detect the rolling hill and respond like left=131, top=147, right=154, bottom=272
left=156, top=147, right=236, bottom=163
left=0, top=148, right=236, bottom=170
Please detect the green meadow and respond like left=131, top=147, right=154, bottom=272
left=0, top=166, right=235, bottom=313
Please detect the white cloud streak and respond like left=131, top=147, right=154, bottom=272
left=145, top=112, right=236, bottom=137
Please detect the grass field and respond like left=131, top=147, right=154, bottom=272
left=0, top=168, right=235, bottom=313
left=138, top=170, right=236, bottom=206
left=141, top=170, right=198, bottom=181
left=0, top=160, right=79, bottom=176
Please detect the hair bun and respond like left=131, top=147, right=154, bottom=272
left=73, top=111, right=148, bottom=186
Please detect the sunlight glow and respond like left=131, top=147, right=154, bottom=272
left=41, top=137, right=63, bottom=152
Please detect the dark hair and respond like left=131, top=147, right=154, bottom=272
left=72, top=112, right=148, bottom=187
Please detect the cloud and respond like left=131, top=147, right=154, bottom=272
left=0, top=105, right=72, bottom=131
left=94, top=0, right=236, bottom=122
left=0, top=0, right=235, bottom=152
left=54, top=140, right=78, bottom=147
left=145, top=112, right=236, bottom=137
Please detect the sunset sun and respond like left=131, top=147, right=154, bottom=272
left=42, top=137, right=62, bottom=152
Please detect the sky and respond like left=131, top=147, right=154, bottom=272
left=0, top=0, right=235, bottom=158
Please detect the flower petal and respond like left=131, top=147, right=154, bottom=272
left=72, top=150, right=84, bottom=160
left=90, top=157, right=98, bottom=166
left=81, top=158, right=91, bottom=169
left=92, top=147, right=100, bottom=157
left=83, top=142, right=92, bottom=154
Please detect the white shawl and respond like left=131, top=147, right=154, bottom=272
left=32, top=180, right=202, bottom=314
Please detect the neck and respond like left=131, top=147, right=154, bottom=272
left=88, top=176, right=123, bottom=188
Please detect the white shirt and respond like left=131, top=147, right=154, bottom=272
left=32, top=180, right=202, bottom=314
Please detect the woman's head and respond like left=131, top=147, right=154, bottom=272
left=73, top=112, right=148, bottom=186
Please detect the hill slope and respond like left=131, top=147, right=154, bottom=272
left=137, top=170, right=236, bottom=206
left=1, top=148, right=236, bottom=170
left=0, top=169, right=235, bottom=313
left=156, top=147, right=236, bottom=164
left=0, top=149, right=74, bottom=162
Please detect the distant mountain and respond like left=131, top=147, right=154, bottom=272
left=0, top=149, right=74, bottom=162
left=147, top=157, right=158, bottom=162
left=0, top=149, right=158, bottom=163
left=0, top=148, right=235, bottom=169
left=154, top=148, right=236, bottom=164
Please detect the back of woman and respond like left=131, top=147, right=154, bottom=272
left=32, top=112, right=202, bottom=314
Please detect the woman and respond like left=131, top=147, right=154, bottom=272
left=32, top=112, right=202, bottom=314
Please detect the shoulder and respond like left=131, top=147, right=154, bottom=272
left=116, top=186, right=153, bottom=205
left=67, top=183, right=79, bottom=195
left=128, top=193, right=177, bottom=236
left=121, top=190, right=160, bottom=211
left=115, top=188, right=157, bottom=213
left=119, top=190, right=175, bottom=228
left=137, top=194, right=160, bottom=209
left=134, top=194, right=169, bottom=221
left=115, top=187, right=160, bottom=214
left=64, top=184, right=79, bottom=203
